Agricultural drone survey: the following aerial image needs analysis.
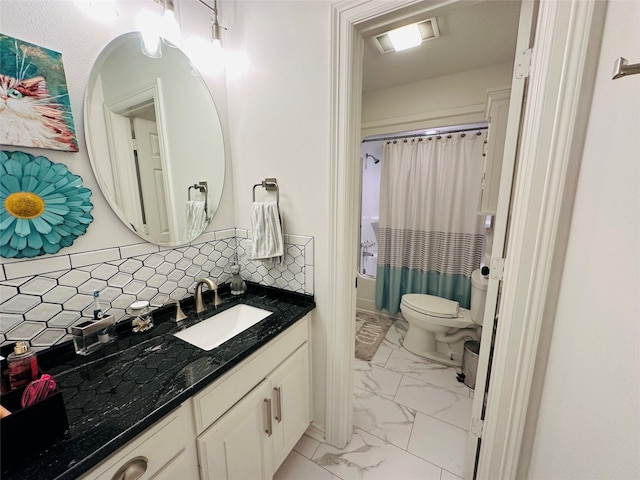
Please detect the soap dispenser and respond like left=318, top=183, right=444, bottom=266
left=230, top=263, right=247, bottom=295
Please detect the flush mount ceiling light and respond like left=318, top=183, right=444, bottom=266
left=373, top=17, right=440, bottom=54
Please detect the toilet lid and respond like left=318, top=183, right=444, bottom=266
left=401, top=294, right=459, bottom=318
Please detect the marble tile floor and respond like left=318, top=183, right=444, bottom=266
left=275, top=311, right=475, bottom=480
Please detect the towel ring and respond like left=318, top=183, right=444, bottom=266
left=188, top=181, right=208, bottom=214
left=252, top=178, right=279, bottom=204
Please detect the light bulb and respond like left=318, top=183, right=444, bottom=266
left=162, top=9, right=182, bottom=47
left=138, top=10, right=163, bottom=58
left=387, top=24, right=422, bottom=52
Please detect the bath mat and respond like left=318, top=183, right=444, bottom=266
left=355, top=310, right=394, bottom=361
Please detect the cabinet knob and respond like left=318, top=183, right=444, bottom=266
left=111, top=456, right=148, bottom=480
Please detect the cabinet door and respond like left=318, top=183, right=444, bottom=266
left=197, top=381, right=274, bottom=480
left=270, top=343, right=310, bottom=470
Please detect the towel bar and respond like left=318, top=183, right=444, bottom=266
left=188, top=181, right=208, bottom=213
left=252, top=178, right=279, bottom=204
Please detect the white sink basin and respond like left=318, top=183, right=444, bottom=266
left=173, top=304, right=272, bottom=351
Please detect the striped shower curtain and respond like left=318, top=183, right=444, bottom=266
left=375, top=132, right=486, bottom=314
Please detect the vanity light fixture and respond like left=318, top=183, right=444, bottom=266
left=160, top=0, right=182, bottom=48
left=184, top=0, right=229, bottom=75
left=197, top=0, right=225, bottom=48
left=138, top=11, right=163, bottom=58
left=373, top=17, right=440, bottom=54
left=139, top=0, right=182, bottom=58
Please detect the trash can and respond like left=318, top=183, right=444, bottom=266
left=459, top=340, right=480, bottom=389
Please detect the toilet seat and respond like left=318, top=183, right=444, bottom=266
left=401, top=294, right=459, bottom=318
left=400, top=294, right=475, bottom=328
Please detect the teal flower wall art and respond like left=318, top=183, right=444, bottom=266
left=0, top=151, right=93, bottom=258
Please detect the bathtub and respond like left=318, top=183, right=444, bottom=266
left=356, top=273, right=377, bottom=311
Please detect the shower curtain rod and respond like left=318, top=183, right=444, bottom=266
left=362, top=125, right=488, bottom=143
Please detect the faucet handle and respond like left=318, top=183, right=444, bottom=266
left=165, top=299, right=188, bottom=322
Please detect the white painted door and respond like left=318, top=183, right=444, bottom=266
left=463, top=1, right=537, bottom=478
left=270, top=344, right=311, bottom=470
left=133, top=117, right=171, bottom=243
left=196, top=380, right=274, bottom=480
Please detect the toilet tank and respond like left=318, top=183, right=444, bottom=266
left=470, top=269, right=489, bottom=323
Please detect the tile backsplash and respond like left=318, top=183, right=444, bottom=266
left=0, top=229, right=314, bottom=350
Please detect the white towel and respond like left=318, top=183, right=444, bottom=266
left=250, top=201, right=284, bottom=262
left=184, top=200, right=208, bottom=240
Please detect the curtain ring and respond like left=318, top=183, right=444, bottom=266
left=436, top=135, right=442, bottom=140
left=476, top=131, right=482, bottom=136
left=461, top=133, right=466, bottom=137
left=447, top=134, right=452, bottom=139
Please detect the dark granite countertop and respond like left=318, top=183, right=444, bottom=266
left=0, top=283, right=315, bottom=480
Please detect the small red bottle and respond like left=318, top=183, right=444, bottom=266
left=7, top=341, right=38, bottom=390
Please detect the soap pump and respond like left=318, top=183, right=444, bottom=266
left=230, top=263, right=247, bottom=295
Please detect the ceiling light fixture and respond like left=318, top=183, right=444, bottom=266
left=373, top=17, right=440, bottom=54
left=387, top=24, right=422, bottom=52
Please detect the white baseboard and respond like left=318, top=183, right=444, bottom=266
left=304, top=422, right=326, bottom=444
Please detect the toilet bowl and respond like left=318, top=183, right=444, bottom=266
left=400, top=269, right=489, bottom=366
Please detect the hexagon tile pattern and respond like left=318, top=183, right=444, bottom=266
left=0, top=233, right=314, bottom=350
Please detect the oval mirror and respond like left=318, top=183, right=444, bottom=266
left=85, top=32, right=225, bottom=247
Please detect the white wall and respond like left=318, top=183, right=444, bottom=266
left=527, top=1, right=640, bottom=477
left=362, top=61, right=513, bottom=133
left=0, top=0, right=235, bottom=260
left=222, top=0, right=331, bottom=431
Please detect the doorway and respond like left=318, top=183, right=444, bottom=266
left=327, top=0, right=604, bottom=477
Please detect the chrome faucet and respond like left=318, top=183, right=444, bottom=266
left=194, top=278, right=222, bottom=313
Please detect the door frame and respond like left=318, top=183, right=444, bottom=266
left=327, top=0, right=606, bottom=477
left=104, top=79, right=178, bottom=242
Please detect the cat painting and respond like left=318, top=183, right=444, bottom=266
left=0, top=35, right=78, bottom=152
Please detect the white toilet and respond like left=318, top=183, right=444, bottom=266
left=400, top=269, right=489, bottom=367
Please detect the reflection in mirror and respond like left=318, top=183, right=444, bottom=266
left=85, top=32, right=225, bottom=247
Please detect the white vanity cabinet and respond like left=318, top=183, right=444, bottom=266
left=480, top=88, right=511, bottom=215
left=194, top=316, right=311, bottom=480
left=78, top=404, right=199, bottom=480
left=78, top=314, right=311, bottom=480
